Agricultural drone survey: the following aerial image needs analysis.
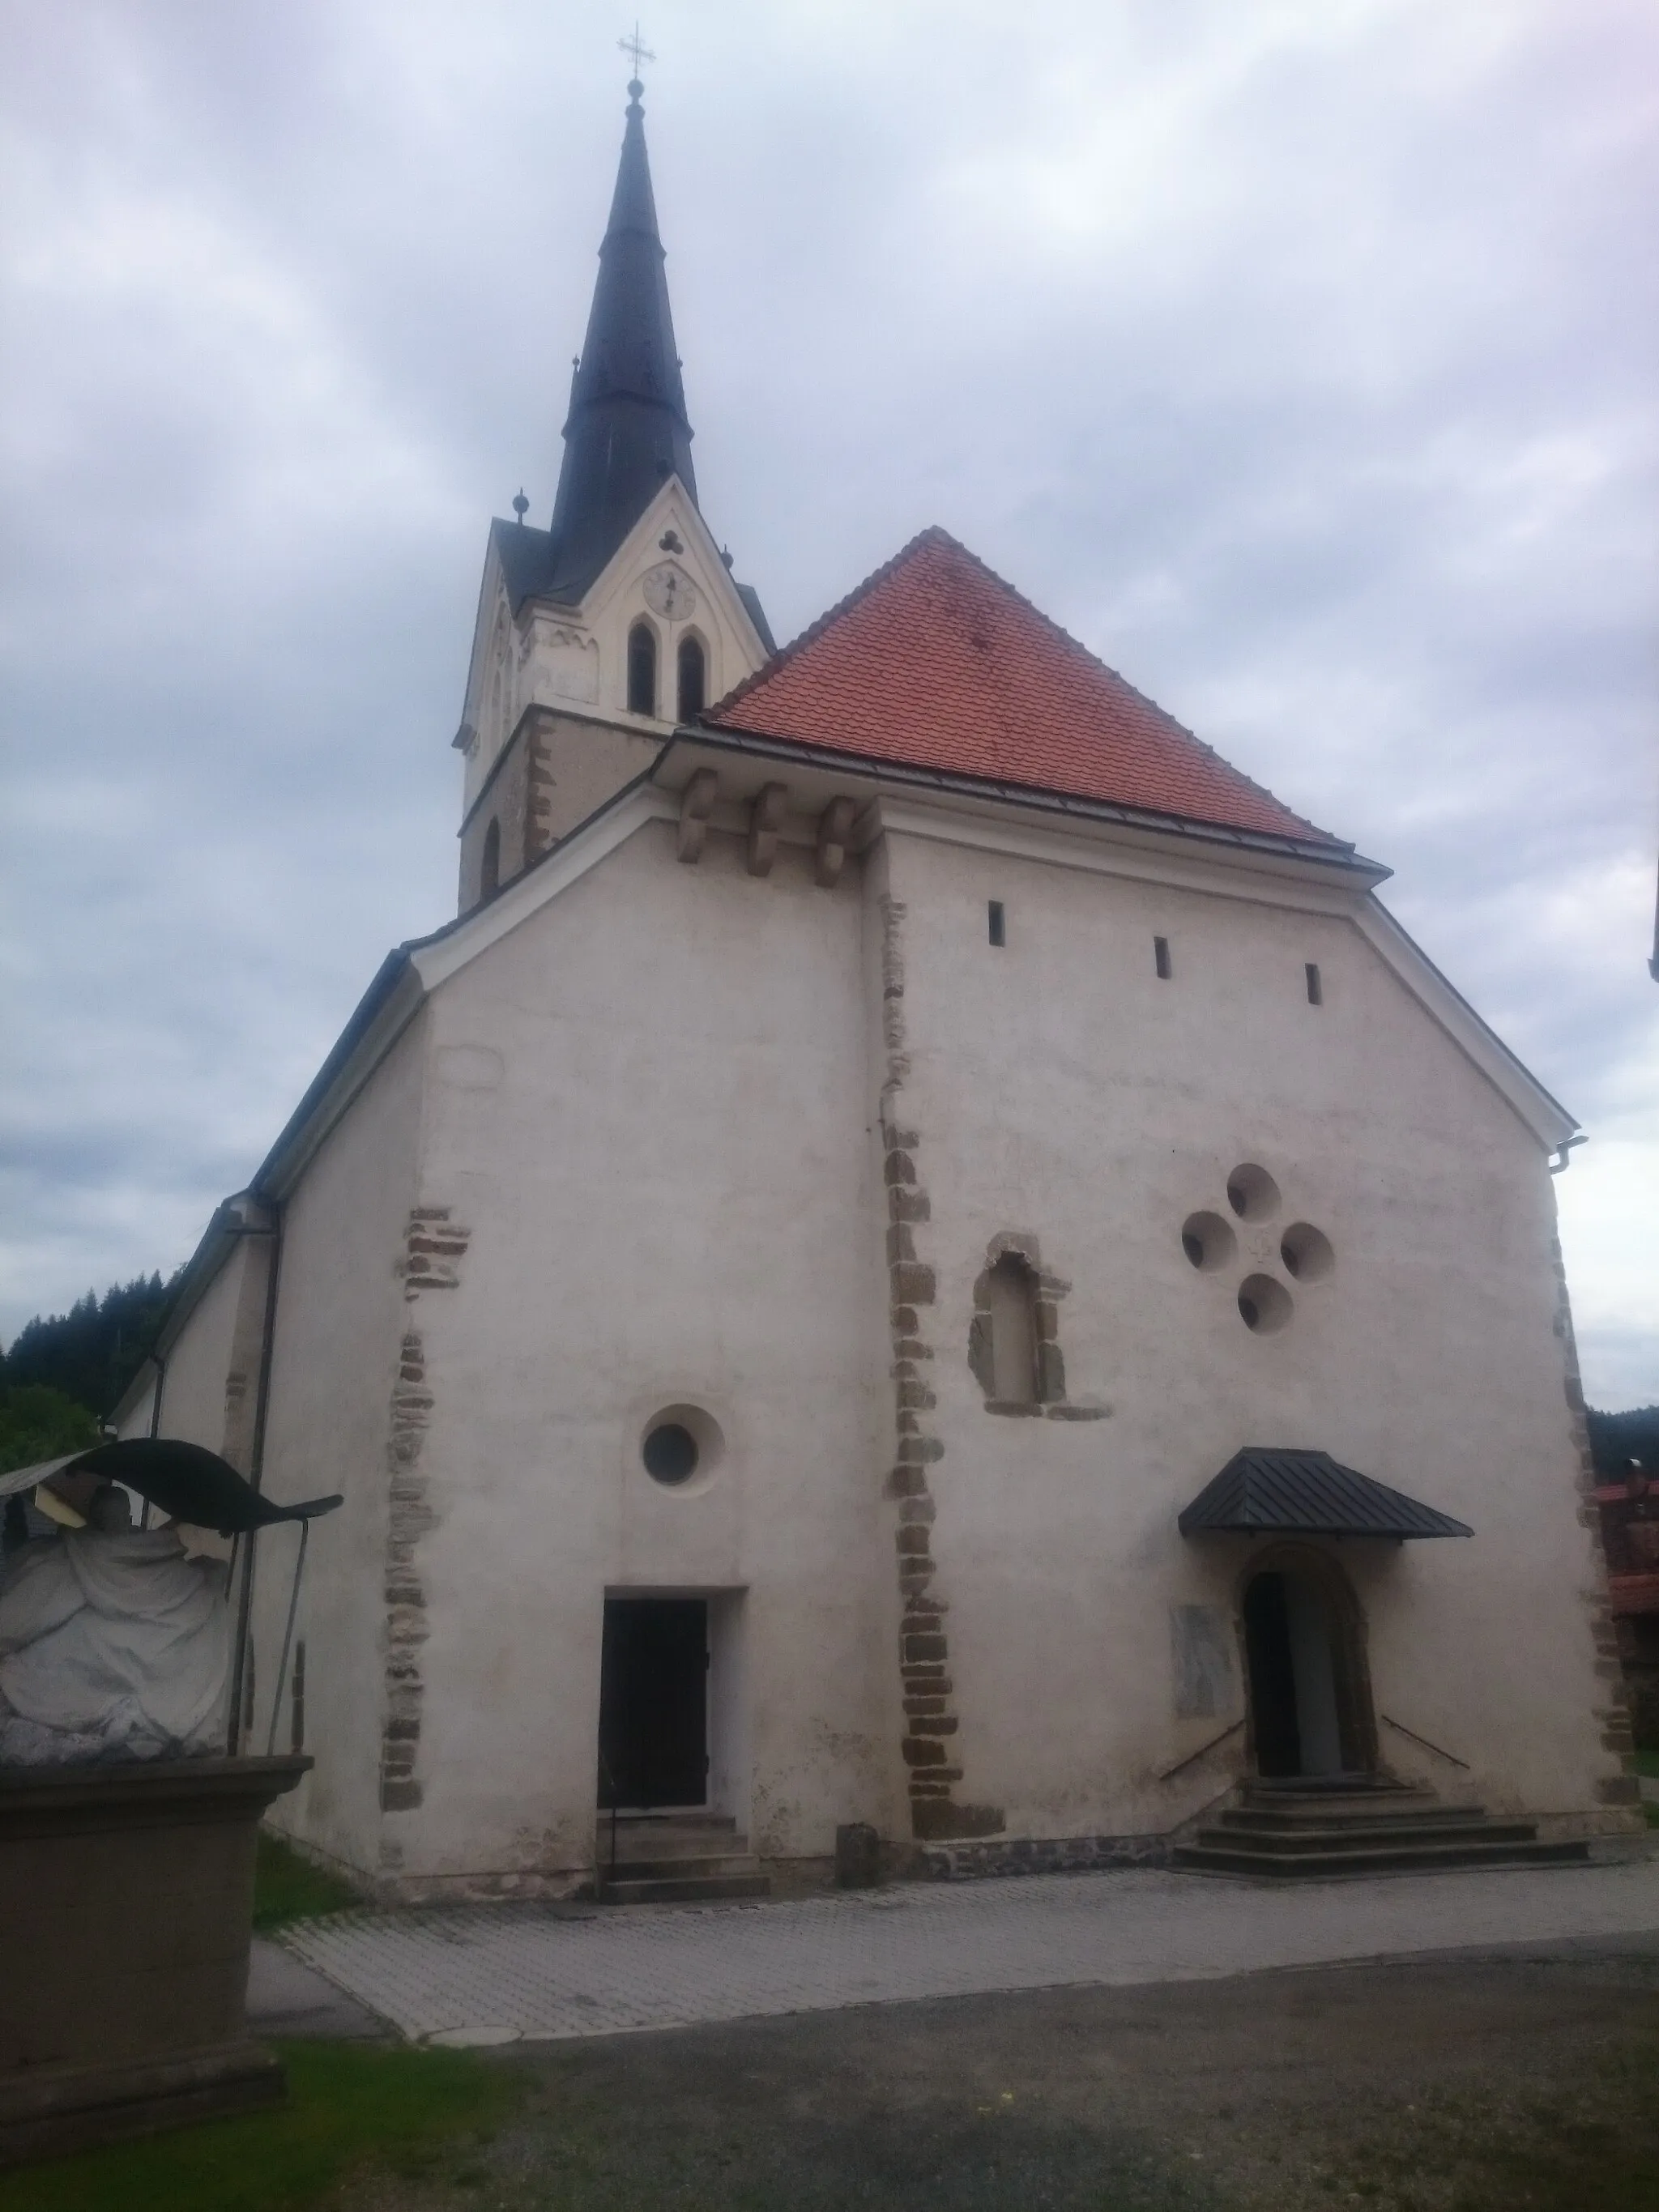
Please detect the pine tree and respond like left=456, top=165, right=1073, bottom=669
left=0, top=1268, right=184, bottom=1417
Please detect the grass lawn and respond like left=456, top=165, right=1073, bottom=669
left=0, top=2042, right=522, bottom=2212
left=253, top=1833, right=362, bottom=1933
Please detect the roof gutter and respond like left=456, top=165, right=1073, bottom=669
left=250, top=949, right=423, bottom=1204
left=680, top=722, right=1387, bottom=881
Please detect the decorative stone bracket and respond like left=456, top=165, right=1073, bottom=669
left=676, top=769, right=719, bottom=863
left=746, top=782, right=787, bottom=877
left=815, top=796, right=855, bottom=889
left=673, top=773, right=864, bottom=889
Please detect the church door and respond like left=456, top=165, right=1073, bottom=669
left=597, top=1597, right=709, bottom=1809
left=1242, top=1568, right=1350, bottom=1778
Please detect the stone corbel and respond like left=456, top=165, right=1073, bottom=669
left=676, top=769, right=719, bottom=863
left=814, top=796, right=856, bottom=889
left=747, top=782, right=788, bottom=877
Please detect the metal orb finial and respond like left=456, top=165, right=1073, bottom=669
left=512, top=489, right=529, bottom=523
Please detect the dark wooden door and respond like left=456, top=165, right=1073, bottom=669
left=1243, top=1572, right=1302, bottom=1778
left=598, top=1598, right=708, bottom=1809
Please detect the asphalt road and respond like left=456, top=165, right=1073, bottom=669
left=336, top=1933, right=1659, bottom=2211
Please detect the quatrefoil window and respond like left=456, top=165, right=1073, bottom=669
left=1180, top=1166, right=1335, bottom=1334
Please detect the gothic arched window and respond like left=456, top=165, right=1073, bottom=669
left=676, top=634, right=706, bottom=721
left=627, top=622, right=657, bottom=716
left=480, top=817, right=501, bottom=901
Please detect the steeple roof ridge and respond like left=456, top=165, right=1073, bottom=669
left=547, top=79, right=697, bottom=600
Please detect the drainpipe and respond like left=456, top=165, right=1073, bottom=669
left=146, top=1347, right=167, bottom=1439
left=227, top=1197, right=284, bottom=1756
left=130, top=1345, right=168, bottom=1528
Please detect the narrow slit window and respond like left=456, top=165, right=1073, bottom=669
left=627, top=621, right=657, bottom=716
left=986, top=1254, right=1039, bottom=1404
left=1154, top=936, right=1172, bottom=980
left=987, top=901, right=1006, bottom=948
left=480, top=817, right=501, bottom=901
left=1305, top=961, right=1323, bottom=1006
left=676, top=634, right=706, bottom=721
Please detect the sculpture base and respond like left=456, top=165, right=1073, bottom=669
left=0, top=2041, right=284, bottom=2165
left=0, top=1754, right=309, bottom=2166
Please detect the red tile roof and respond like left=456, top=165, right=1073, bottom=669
left=706, top=528, right=1345, bottom=849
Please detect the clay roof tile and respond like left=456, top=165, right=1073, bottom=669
left=705, top=528, right=1345, bottom=849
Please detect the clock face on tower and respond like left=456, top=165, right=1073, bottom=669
left=642, top=563, right=697, bottom=620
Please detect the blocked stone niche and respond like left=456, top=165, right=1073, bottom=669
left=1170, top=1602, right=1237, bottom=1720
left=967, top=1234, right=1106, bottom=1421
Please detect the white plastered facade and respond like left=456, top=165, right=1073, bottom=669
left=122, top=744, right=1633, bottom=1894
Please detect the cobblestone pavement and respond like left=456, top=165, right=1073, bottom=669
left=280, top=1857, right=1659, bottom=2047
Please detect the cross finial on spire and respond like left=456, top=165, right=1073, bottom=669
left=618, top=22, right=654, bottom=98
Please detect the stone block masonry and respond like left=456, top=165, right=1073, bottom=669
left=876, top=894, right=1004, bottom=1844
left=378, top=1209, right=471, bottom=1826
left=920, top=1831, right=1171, bottom=1880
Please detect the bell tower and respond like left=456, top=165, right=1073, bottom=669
left=451, top=71, right=774, bottom=915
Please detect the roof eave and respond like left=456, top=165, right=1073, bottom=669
left=250, top=953, right=426, bottom=1204
left=683, top=720, right=1387, bottom=884
left=108, top=1190, right=276, bottom=1425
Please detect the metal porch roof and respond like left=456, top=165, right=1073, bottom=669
left=1177, top=1448, right=1473, bottom=1541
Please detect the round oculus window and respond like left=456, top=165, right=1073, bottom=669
left=1237, top=1273, right=1293, bottom=1334
left=642, top=1421, right=700, bottom=1486
left=1225, top=1162, right=1282, bottom=1222
left=1280, top=1221, right=1335, bottom=1282
left=1179, top=1209, right=1237, bottom=1274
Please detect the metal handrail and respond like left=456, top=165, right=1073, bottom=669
left=266, top=1519, right=310, bottom=1757
left=1155, top=1715, right=1244, bottom=1782
left=1380, top=1712, right=1471, bottom=1770
left=596, top=1751, right=620, bottom=1887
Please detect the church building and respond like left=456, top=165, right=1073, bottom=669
left=116, top=77, right=1638, bottom=1896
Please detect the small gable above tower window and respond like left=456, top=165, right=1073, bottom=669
left=627, top=622, right=658, bottom=717
left=677, top=634, right=706, bottom=721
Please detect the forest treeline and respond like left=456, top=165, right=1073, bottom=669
left=1589, top=1404, right=1659, bottom=1481
left=0, top=1271, right=184, bottom=1473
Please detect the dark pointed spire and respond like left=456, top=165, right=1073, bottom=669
left=547, top=78, right=697, bottom=599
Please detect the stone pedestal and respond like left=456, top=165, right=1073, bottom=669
left=0, top=1754, right=309, bottom=2165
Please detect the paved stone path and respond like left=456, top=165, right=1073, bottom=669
left=280, top=1858, right=1659, bottom=2047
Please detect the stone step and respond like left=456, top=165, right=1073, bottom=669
left=608, top=1828, right=751, bottom=1867
left=605, top=1812, right=739, bottom=1833
left=1243, top=1774, right=1418, bottom=1793
left=596, top=1871, right=771, bottom=1906
left=1237, top=1789, right=1443, bottom=1821
left=1213, top=1804, right=1497, bottom=1836
left=1173, top=1835, right=1590, bottom=1881
left=1196, top=1818, right=1541, bottom=1856
left=601, top=1852, right=763, bottom=1882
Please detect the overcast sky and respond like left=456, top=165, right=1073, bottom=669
left=2, top=0, right=1655, bottom=1406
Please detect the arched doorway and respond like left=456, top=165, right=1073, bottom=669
left=1241, top=1551, right=1375, bottom=1779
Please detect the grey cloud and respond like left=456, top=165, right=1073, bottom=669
left=2, top=0, right=1655, bottom=1401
